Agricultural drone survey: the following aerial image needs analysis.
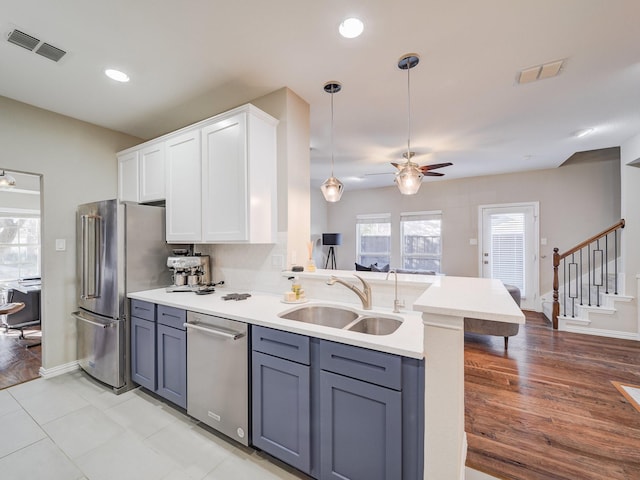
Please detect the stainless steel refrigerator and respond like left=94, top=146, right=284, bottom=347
left=73, top=199, right=173, bottom=393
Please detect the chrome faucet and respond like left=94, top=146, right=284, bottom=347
left=327, top=274, right=372, bottom=310
left=385, top=269, right=404, bottom=313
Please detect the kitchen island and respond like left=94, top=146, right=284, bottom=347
left=129, top=274, right=524, bottom=480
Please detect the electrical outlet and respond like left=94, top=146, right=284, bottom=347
left=271, top=254, right=284, bottom=268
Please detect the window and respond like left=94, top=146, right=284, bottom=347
left=0, top=209, right=41, bottom=282
left=401, top=211, right=442, bottom=273
left=356, top=214, right=391, bottom=267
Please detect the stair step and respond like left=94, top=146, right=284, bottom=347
left=558, top=315, right=590, bottom=326
left=601, top=293, right=634, bottom=303
left=577, top=304, right=616, bottom=315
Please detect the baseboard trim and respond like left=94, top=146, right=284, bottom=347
left=39, top=361, right=80, bottom=379
left=561, top=325, right=639, bottom=341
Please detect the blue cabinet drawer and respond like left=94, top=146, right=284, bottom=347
left=157, top=305, right=186, bottom=330
left=131, top=299, right=155, bottom=322
left=252, top=325, right=310, bottom=365
left=319, top=340, right=402, bottom=391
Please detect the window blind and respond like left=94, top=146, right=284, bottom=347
left=490, top=213, right=525, bottom=294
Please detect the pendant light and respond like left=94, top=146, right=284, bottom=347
left=320, top=81, right=344, bottom=202
left=0, top=171, right=16, bottom=189
left=395, top=53, right=423, bottom=195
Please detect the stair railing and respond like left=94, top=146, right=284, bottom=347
left=552, top=219, right=625, bottom=329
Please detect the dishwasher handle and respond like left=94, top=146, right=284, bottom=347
left=184, top=322, right=245, bottom=340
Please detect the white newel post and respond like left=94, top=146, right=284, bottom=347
left=422, top=313, right=467, bottom=480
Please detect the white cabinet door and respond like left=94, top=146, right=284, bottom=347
left=202, top=113, right=248, bottom=242
left=118, top=151, right=139, bottom=203
left=139, top=143, right=165, bottom=203
left=165, top=130, right=202, bottom=242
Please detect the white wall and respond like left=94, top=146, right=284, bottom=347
left=620, top=134, right=640, bottom=284
left=0, top=95, right=141, bottom=370
left=324, top=154, right=620, bottom=297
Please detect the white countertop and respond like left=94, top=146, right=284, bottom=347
left=128, top=287, right=426, bottom=359
left=413, top=276, right=525, bottom=324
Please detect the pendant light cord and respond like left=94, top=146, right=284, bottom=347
left=406, top=61, right=412, bottom=160
left=330, top=90, right=335, bottom=177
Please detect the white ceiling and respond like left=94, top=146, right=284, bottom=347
left=1, top=0, right=639, bottom=190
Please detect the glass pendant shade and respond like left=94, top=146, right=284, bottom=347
left=394, top=163, right=423, bottom=195
left=321, top=176, right=344, bottom=202
left=0, top=171, right=16, bottom=188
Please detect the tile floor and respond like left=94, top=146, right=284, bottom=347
left=0, top=371, right=494, bottom=479
left=0, top=371, right=308, bottom=480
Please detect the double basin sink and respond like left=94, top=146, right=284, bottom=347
left=278, top=304, right=402, bottom=336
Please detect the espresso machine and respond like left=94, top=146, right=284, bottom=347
left=166, top=254, right=211, bottom=292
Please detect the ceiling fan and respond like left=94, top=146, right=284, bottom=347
left=391, top=153, right=452, bottom=177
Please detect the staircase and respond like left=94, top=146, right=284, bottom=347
left=550, top=219, right=637, bottom=339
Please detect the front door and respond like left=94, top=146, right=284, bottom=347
left=479, top=203, right=539, bottom=311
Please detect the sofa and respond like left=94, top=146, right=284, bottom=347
left=464, top=284, right=521, bottom=349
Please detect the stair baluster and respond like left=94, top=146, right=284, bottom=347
left=551, top=219, right=625, bottom=329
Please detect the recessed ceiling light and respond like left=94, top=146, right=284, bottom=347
left=574, top=128, right=595, bottom=138
left=339, top=17, right=364, bottom=38
left=105, top=69, right=130, bottom=83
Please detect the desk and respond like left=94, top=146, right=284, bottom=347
left=7, top=280, right=41, bottom=295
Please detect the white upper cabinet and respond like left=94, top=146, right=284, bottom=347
left=165, top=130, right=202, bottom=243
left=118, top=150, right=140, bottom=203
left=201, top=107, right=277, bottom=243
left=117, top=141, right=165, bottom=204
left=139, top=143, right=165, bottom=203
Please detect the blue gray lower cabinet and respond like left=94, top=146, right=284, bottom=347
left=250, top=325, right=424, bottom=480
left=252, top=351, right=312, bottom=473
left=129, top=300, right=187, bottom=409
left=130, top=315, right=156, bottom=391
left=320, top=370, right=402, bottom=480
left=156, top=322, right=187, bottom=408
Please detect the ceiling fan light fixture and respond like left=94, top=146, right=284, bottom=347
left=395, top=163, right=423, bottom=195
left=0, top=170, right=17, bottom=189
left=321, top=81, right=344, bottom=202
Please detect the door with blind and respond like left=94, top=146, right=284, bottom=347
left=479, top=203, right=538, bottom=311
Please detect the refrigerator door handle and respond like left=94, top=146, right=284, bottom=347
left=80, top=214, right=102, bottom=300
left=72, top=312, right=111, bottom=329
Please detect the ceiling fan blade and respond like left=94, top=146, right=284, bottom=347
left=390, top=162, right=401, bottom=170
left=423, top=171, right=445, bottom=177
left=419, top=162, right=453, bottom=172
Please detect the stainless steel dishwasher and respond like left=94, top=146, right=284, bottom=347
left=185, top=311, right=249, bottom=445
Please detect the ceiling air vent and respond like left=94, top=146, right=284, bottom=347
left=7, top=29, right=40, bottom=51
left=6, top=28, right=67, bottom=62
left=35, top=42, right=66, bottom=62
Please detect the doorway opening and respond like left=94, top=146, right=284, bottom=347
left=478, top=202, right=539, bottom=311
left=0, top=170, right=42, bottom=389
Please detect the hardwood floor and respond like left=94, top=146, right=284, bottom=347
left=0, top=326, right=41, bottom=390
left=465, top=311, right=640, bottom=480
